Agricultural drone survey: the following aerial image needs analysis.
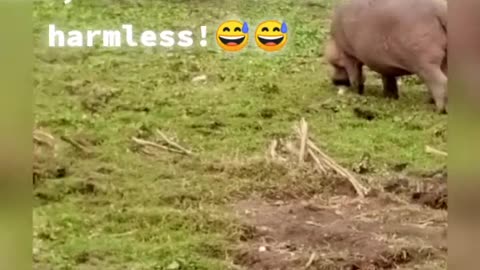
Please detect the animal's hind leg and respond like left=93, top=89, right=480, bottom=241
left=418, top=66, right=447, bottom=114
left=441, top=54, right=448, bottom=77
left=357, top=64, right=365, bottom=95
left=381, top=75, right=399, bottom=99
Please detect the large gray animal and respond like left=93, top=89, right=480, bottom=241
left=324, top=0, right=447, bottom=113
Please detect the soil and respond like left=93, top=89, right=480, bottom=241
left=232, top=173, right=447, bottom=270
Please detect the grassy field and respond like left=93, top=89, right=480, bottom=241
left=33, top=0, right=447, bottom=269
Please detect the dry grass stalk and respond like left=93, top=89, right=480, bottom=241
left=265, top=118, right=370, bottom=197
left=269, top=139, right=278, bottom=160
left=155, top=129, right=194, bottom=155
left=305, top=221, right=325, bottom=228
left=132, top=130, right=195, bottom=156
left=425, top=145, right=447, bottom=157
left=292, top=120, right=368, bottom=198
left=132, top=137, right=185, bottom=155
left=34, top=130, right=54, bottom=141
left=33, top=129, right=55, bottom=147
left=60, top=135, right=91, bottom=154
left=268, top=139, right=288, bottom=163
left=307, top=148, right=327, bottom=174
left=306, top=139, right=368, bottom=197
left=304, top=252, right=317, bottom=268
left=298, top=118, right=308, bottom=164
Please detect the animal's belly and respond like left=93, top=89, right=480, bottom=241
left=342, top=31, right=417, bottom=77
left=362, top=61, right=413, bottom=77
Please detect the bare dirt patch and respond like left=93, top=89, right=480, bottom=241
left=384, top=171, right=447, bottom=210
left=226, top=119, right=447, bottom=269
left=232, top=173, right=447, bottom=270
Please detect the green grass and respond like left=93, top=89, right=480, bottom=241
left=33, top=0, right=447, bottom=269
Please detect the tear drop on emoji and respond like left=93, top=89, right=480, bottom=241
left=216, top=20, right=249, bottom=52
left=255, top=20, right=288, bottom=52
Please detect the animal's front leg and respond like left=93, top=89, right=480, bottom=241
left=345, top=60, right=364, bottom=95
left=381, top=75, right=399, bottom=99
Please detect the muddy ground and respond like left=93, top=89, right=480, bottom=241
left=232, top=173, right=447, bottom=270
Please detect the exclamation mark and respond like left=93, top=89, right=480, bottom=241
left=200, top=26, right=207, bottom=47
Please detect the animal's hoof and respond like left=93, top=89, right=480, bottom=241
left=436, top=107, right=447, bottom=114
left=384, top=93, right=399, bottom=100
left=357, top=85, right=365, bottom=95
left=332, top=79, right=351, bottom=87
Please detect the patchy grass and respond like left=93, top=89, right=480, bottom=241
left=34, top=0, right=447, bottom=269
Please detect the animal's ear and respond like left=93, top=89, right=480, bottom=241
left=281, top=21, right=288, bottom=33
left=242, top=22, right=249, bottom=33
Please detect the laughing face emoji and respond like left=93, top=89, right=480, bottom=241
left=216, top=20, right=249, bottom=52
left=255, top=20, right=288, bottom=52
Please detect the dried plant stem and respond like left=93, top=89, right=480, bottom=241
left=298, top=118, right=308, bottom=164
left=293, top=122, right=368, bottom=197
left=307, top=148, right=327, bottom=174
left=132, top=137, right=184, bottom=154
left=33, top=130, right=54, bottom=141
left=155, top=129, right=194, bottom=156
left=306, top=139, right=368, bottom=197
left=269, top=139, right=278, bottom=160
left=425, top=145, right=447, bottom=157
left=304, top=252, right=317, bottom=268
left=33, top=130, right=55, bottom=147
left=60, top=135, right=90, bottom=154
